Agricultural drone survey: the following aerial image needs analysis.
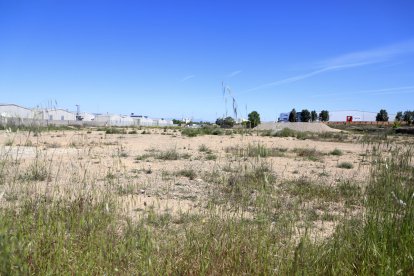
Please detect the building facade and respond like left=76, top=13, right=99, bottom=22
left=95, top=114, right=134, bottom=126
left=0, top=104, right=36, bottom=119
left=41, top=109, right=76, bottom=121
left=329, top=110, right=395, bottom=122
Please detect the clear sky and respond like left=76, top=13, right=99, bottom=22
left=1, top=0, right=413, bottom=121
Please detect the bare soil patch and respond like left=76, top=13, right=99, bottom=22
left=256, top=122, right=342, bottom=133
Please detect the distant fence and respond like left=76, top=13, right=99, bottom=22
left=0, top=117, right=105, bottom=127
left=0, top=116, right=176, bottom=128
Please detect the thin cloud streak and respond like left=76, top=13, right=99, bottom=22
left=243, top=62, right=370, bottom=93
left=227, top=70, right=242, bottom=78
left=241, top=39, right=414, bottom=94
left=320, top=40, right=414, bottom=68
left=180, top=75, right=195, bottom=82
left=311, top=85, right=414, bottom=98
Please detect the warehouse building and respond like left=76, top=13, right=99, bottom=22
left=0, top=103, right=36, bottom=119
left=329, top=110, right=395, bottom=122
left=78, top=112, right=95, bottom=121
left=95, top=114, right=134, bottom=126
left=130, top=114, right=154, bottom=126
left=154, top=118, right=174, bottom=126
left=41, top=109, right=76, bottom=121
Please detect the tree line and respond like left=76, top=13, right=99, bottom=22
left=394, top=110, right=414, bottom=125
left=288, top=109, right=329, bottom=122
left=215, top=111, right=261, bottom=128
left=176, top=109, right=414, bottom=128
left=374, top=109, right=413, bottom=124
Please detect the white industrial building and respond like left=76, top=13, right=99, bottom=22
left=78, top=112, right=95, bottom=121
left=41, top=109, right=76, bottom=121
left=154, top=118, right=174, bottom=126
left=329, top=110, right=395, bottom=122
left=95, top=114, right=134, bottom=126
left=131, top=115, right=154, bottom=126
left=0, top=103, right=174, bottom=126
left=0, top=104, right=36, bottom=119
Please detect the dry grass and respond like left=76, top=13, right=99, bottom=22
left=0, top=126, right=411, bottom=274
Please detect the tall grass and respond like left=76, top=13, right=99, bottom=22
left=226, top=143, right=287, bottom=158
left=1, top=131, right=413, bottom=274
left=0, top=196, right=154, bottom=274
left=291, top=146, right=414, bottom=274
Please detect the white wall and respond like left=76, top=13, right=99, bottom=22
left=42, top=109, right=76, bottom=121
left=329, top=110, right=395, bottom=122
left=95, top=114, right=134, bottom=126
left=131, top=116, right=155, bottom=126
left=155, top=119, right=174, bottom=126
left=0, top=104, right=34, bottom=119
left=79, top=112, right=95, bottom=121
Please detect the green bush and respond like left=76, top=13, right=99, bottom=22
left=337, top=162, right=353, bottom=169
left=177, top=169, right=197, bottom=180
left=330, top=148, right=343, bottom=156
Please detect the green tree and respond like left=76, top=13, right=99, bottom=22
left=403, top=111, right=413, bottom=125
left=172, top=119, right=183, bottom=125
left=311, top=110, right=318, bottom=122
left=395, top=111, right=403, bottom=122
left=319, top=110, right=329, bottom=122
left=300, top=109, right=311, bottom=122
left=216, top=117, right=235, bottom=128
left=288, top=109, right=297, bottom=122
left=376, top=109, right=389, bottom=122
left=247, top=111, right=261, bottom=128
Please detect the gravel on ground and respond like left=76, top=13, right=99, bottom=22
left=256, top=122, right=342, bottom=133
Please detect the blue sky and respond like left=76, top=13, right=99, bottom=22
left=1, top=0, right=413, bottom=121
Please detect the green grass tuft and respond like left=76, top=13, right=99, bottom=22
left=330, top=148, right=343, bottom=156
left=337, top=162, right=354, bottom=169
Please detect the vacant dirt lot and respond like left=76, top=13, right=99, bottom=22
left=1, top=127, right=374, bottom=238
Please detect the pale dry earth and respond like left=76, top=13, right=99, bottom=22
left=256, top=122, right=342, bottom=132
left=0, top=127, right=371, bottom=238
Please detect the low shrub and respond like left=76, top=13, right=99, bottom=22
left=337, top=162, right=354, bottom=169
left=330, top=148, right=343, bottom=156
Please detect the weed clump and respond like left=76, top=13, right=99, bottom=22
left=293, top=148, right=323, bottom=161
left=226, top=144, right=287, bottom=158
left=222, top=163, right=276, bottom=205
left=337, top=162, right=353, bottom=169
left=206, top=154, right=217, bottom=160
left=177, top=169, right=197, bottom=180
left=19, top=162, right=48, bottom=182
left=330, top=148, right=343, bottom=156
left=198, top=144, right=211, bottom=153
left=101, top=127, right=126, bottom=134
left=158, top=149, right=189, bottom=160
left=181, top=127, right=224, bottom=137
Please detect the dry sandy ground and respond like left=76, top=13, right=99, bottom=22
left=256, top=122, right=342, bottom=132
left=0, top=127, right=372, bottom=237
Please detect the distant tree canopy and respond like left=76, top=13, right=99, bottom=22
left=376, top=109, right=389, bottom=122
left=403, top=111, right=413, bottom=125
left=311, top=110, right=318, bottom=122
left=248, top=111, right=261, bottom=128
left=300, top=109, right=311, bottom=122
left=395, top=111, right=403, bottom=122
left=216, top=116, right=235, bottom=128
left=172, top=119, right=184, bottom=125
left=319, top=110, right=329, bottom=122
left=289, top=109, right=297, bottom=122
